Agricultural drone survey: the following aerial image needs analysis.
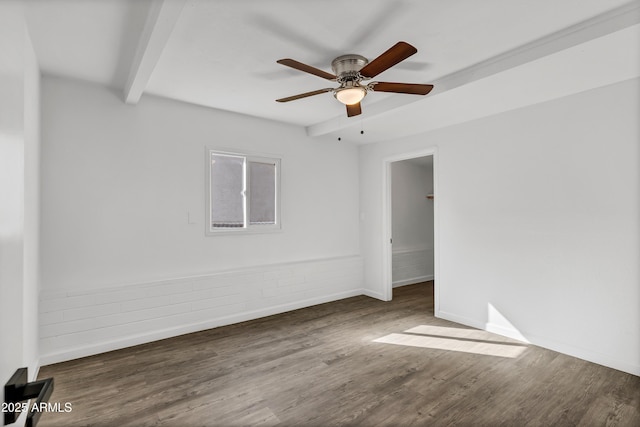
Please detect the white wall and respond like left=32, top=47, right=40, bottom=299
left=39, top=76, right=362, bottom=362
left=359, top=78, right=640, bottom=376
left=0, top=0, right=41, bottom=404
left=391, top=159, right=434, bottom=286
left=41, top=76, right=360, bottom=289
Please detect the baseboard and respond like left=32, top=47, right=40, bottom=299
left=392, top=275, right=434, bottom=288
left=436, top=310, right=640, bottom=377
left=362, top=289, right=385, bottom=301
left=435, top=310, right=487, bottom=333
left=40, top=288, right=364, bottom=366
left=485, top=322, right=530, bottom=343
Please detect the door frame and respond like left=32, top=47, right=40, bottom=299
left=381, top=147, right=439, bottom=311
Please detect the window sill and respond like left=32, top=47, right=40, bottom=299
left=205, top=226, right=283, bottom=236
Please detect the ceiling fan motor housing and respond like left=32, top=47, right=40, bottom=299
left=331, top=54, right=368, bottom=83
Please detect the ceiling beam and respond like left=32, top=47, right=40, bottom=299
left=123, top=0, right=187, bottom=104
left=306, top=1, right=640, bottom=137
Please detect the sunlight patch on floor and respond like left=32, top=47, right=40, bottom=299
left=373, top=325, right=528, bottom=358
left=405, top=324, right=519, bottom=343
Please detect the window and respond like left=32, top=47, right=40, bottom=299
left=207, top=149, right=280, bottom=233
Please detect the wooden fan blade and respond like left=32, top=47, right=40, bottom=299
left=277, top=59, right=337, bottom=80
left=370, top=82, right=434, bottom=95
left=359, top=41, right=417, bottom=78
left=346, top=102, right=362, bottom=117
left=276, top=88, right=334, bottom=102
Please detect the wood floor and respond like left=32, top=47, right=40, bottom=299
left=38, top=282, right=640, bottom=426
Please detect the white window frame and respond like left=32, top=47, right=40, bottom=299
left=206, top=148, right=281, bottom=235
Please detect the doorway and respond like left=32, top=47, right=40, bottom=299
left=382, top=149, right=438, bottom=313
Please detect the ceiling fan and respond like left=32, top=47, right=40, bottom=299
left=275, top=41, right=434, bottom=117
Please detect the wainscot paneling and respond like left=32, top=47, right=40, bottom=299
left=39, top=256, right=363, bottom=365
left=392, top=247, right=434, bottom=287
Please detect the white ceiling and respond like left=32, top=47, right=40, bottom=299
left=24, top=0, right=640, bottom=143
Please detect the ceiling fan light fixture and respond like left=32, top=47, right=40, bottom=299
left=334, top=86, right=366, bottom=105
